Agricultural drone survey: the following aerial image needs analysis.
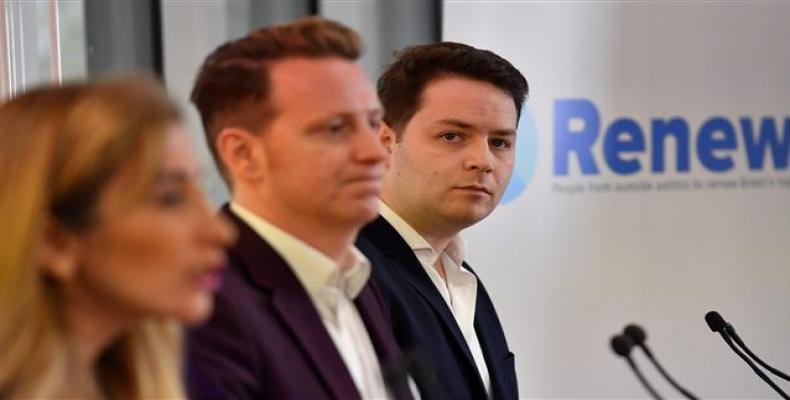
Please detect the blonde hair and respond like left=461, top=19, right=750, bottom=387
left=0, top=78, right=185, bottom=398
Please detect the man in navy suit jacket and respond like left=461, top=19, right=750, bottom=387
left=186, top=18, right=411, bottom=399
left=356, top=42, right=529, bottom=400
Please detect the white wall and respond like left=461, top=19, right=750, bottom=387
left=161, top=2, right=234, bottom=205
left=445, top=2, right=790, bottom=398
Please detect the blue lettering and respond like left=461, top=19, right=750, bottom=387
left=740, top=117, right=790, bottom=170
left=552, top=98, right=788, bottom=176
left=651, top=118, right=690, bottom=172
left=604, top=118, right=644, bottom=175
left=697, top=117, right=737, bottom=172
left=554, top=99, right=599, bottom=175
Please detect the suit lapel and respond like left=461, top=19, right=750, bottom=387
left=270, top=287, right=359, bottom=400
left=472, top=277, right=507, bottom=399
left=363, top=217, right=481, bottom=380
left=355, top=283, right=417, bottom=399
left=222, top=206, right=360, bottom=400
left=354, top=284, right=400, bottom=363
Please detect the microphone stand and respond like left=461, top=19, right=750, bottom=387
left=725, top=324, right=790, bottom=382
left=626, top=356, right=664, bottom=400
left=611, top=334, right=664, bottom=400
left=719, top=330, right=789, bottom=399
left=624, top=324, right=699, bottom=400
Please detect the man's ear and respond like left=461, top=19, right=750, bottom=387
left=379, top=122, right=396, bottom=155
left=38, top=218, right=82, bottom=282
left=216, top=128, right=265, bottom=183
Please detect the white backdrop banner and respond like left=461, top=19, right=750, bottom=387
left=444, top=2, right=790, bottom=398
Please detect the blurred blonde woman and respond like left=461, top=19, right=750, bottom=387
left=0, top=78, right=234, bottom=399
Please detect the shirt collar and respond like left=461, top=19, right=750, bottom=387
left=230, top=201, right=370, bottom=299
left=378, top=200, right=467, bottom=267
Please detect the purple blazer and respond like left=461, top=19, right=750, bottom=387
left=186, top=206, right=410, bottom=399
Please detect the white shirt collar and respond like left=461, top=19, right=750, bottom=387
left=230, top=201, right=370, bottom=299
left=378, top=201, right=489, bottom=395
left=378, top=200, right=467, bottom=268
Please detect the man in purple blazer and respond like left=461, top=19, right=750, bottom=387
left=186, top=17, right=412, bottom=399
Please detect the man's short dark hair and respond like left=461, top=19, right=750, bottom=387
left=190, top=17, right=362, bottom=183
left=378, top=42, right=529, bottom=135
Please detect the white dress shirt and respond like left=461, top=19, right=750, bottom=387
left=378, top=201, right=492, bottom=397
left=230, top=202, right=390, bottom=399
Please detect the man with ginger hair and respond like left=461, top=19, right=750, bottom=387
left=186, top=18, right=411, bottom=399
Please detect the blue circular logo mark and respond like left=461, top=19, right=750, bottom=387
left=501, top=107, right=538, bottom=204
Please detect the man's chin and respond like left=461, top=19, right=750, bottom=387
left=444, top=205, right=493, bottom=228
left=341, top=199, right=381, bottom=226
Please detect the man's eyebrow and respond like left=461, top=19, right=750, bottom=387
left=435, top=118, right=474, bottom=130
left=156, top=170, right=192, bottom=184
left=436, top=118, right=516, bottom=136
left=492, top=129, right=516, bottom=136
left=305, top=107, right=383, bottom=127
left=368, top=108, right=384, bottom=118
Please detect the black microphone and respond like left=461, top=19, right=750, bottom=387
left=610, top=334, right=664, bottom=400
left=623, top=324, right=699, bottom=400
left=705, top=311, right=789, bottom=399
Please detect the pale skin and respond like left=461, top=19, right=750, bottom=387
left=378, top=76, right=518, bottom=278
left=59, top=291, right=130, bottom=398
left=218, top=57, right=385, bottom=267
left=41, top=127, right=234, bottom=398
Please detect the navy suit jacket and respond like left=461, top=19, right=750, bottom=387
left=357, top=216, right=518, bottom=400
left=186, top=206, right=410, bottom=400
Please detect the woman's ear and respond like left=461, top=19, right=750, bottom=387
left=38, top=217, right=82, bottom=282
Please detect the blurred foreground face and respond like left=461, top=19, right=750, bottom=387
left=68, top=125, right=234, bottom=325
left=256, top=57, right=386, bottom=227
left=383, top=77, right=518, bottom=234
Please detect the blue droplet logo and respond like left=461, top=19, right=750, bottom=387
left=501, top=107, right=538, bottom=204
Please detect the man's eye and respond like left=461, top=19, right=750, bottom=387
left=491, top=138, right=512, bottom=149
left=328, top=121, right=346, bottom=133
left=369, top=119, right=381, bottom=132
left=154, top=190, right=186, bottom=208
left=441, top=132, right=461, bottom=141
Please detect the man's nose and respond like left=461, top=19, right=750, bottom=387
left=353, top=122, right=387, bottom=164
left=463, top=137, right=494, bottom=172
